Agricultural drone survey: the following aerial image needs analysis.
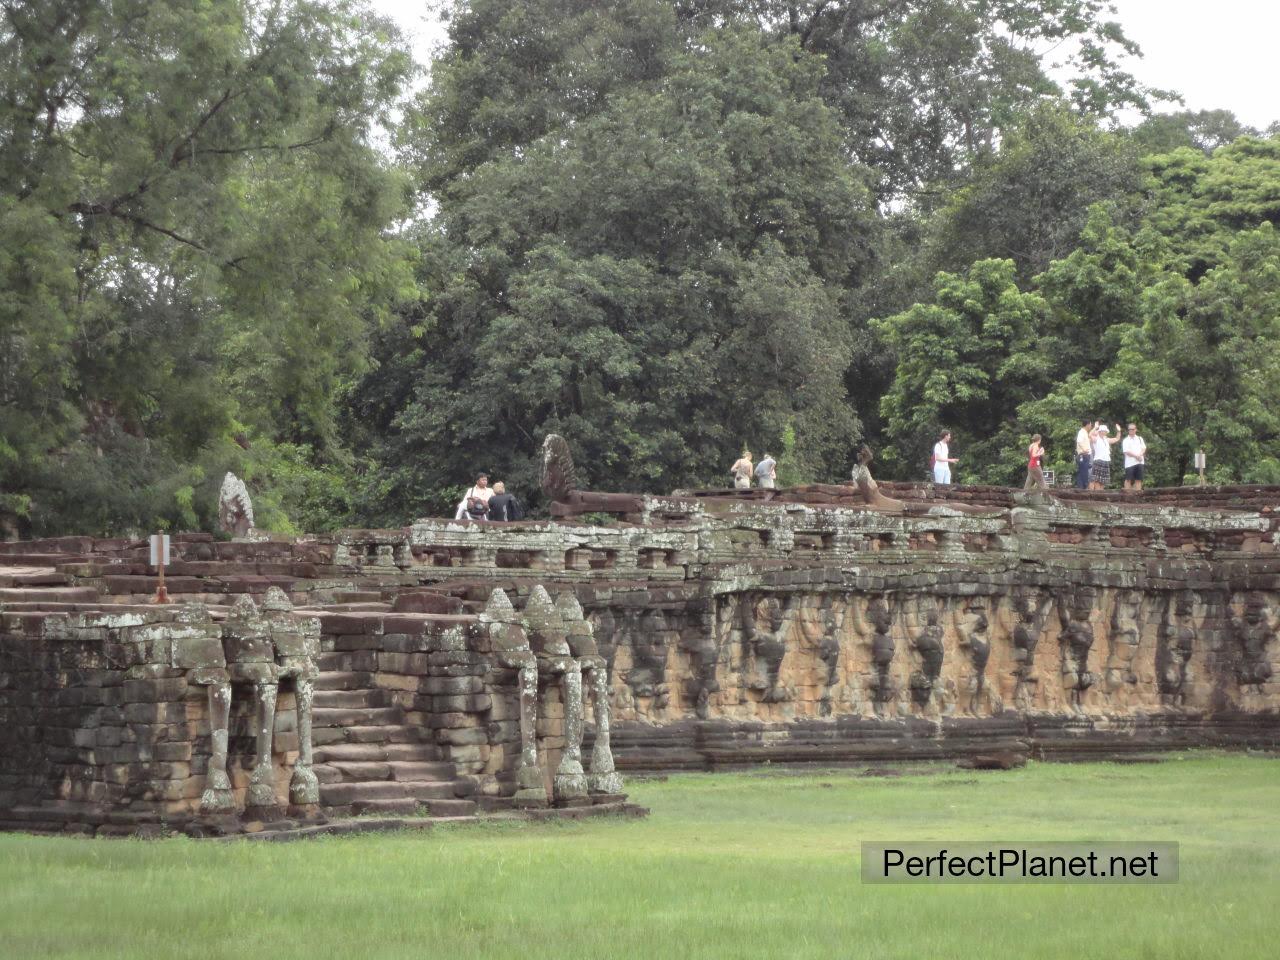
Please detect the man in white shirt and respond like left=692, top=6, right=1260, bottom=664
left=1075, top=419, right=1093, bottom=489
left=932, top=431, right=958, bottom=484
left=1122, top=423, right=1147, bottom=491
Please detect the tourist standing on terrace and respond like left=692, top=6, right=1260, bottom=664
left=1122, top=424, right=1147, bottom=491
left=756, top=453, right=777, bottom=489
left=1025, top=434, right=1048, bottom=491
left=1089, top=423, right=1122, bottom=489
left=1075, top=419, right=1093, bottom=488
left=730, top=450, right=754, bottom=490
left=932, top=431, right=958, bottom=485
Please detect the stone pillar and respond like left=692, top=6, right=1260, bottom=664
left=289, top=676, right=319, bottom=808
left=246, top=680, right=279, bottom=811
left=584, top=657, right=623, bottom=795
left=482, top=589, right=546, bottom=807
left=553, top=659, right=588, bottom=801
left=200, top=680, right=235, bottom=814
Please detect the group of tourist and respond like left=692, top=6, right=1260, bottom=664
left=931, top=422, right=1148, bottom=492
left=729, top=451, right=778, bottom=490
left=459, top=421, right=1150, bottom=518
left=454, top=474, right=525, bottom=522
left=1073, top=420, right=1148, bottom=491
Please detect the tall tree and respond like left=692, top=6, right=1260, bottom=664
left=358, top=10, right=873, bottom=514
left=0, top=0, right=414, bottom=535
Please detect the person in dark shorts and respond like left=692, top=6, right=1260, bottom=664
left=1122, top=424, right=1147, bottom=491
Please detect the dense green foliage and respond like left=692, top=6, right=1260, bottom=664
left=0, top=0, right=413, bottom=535
left=3, top=757, right=1278, bottom=958
left=2, top=1, right=1278, bottom=534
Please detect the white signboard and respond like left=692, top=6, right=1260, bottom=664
left=149, top=534, right=171, bottom=568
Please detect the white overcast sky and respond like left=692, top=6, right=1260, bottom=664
left=370, top=0, right=1280, bottom=130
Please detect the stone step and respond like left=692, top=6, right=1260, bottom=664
left=351, top=798, right=419, bottom=816
left=421, top=798, right=477, bottom=817
left=312, top=707, right=403, bottom=727
left=312, top=689, right=395, bottom=709
left=313, top=742, right=440, bottom=764
left=327, top=761, right=392, bottom=781
left=312, top=725, right=392, bottom=746
left=315, top=671, right=377, bottom=691
left=320, top=780, right=459, bottom=806
left=388, top=761, right=457, bottom=782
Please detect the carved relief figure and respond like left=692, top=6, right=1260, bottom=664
left=817, top=597, right=844, bottom=716
left=1229, top=592, right=1276, bottom=690
left=743, top=595, right=794, bottom=703
left=908, top=598, right=945, bottom=712
left=1104, top=590, right=1145, bottom=701
left=955, top=596, right=996, bottom=714
left=682, top=600, right=722, bottom=720
left=620, top=609, right=670, bottom=710
left=1056, top=588, right=1097, bottom=710
left=1011, top=591, right=1049, bottom=709
left=850, top=594, right=897, bottom=715
left=1157, top=591, right=1197, bottom=707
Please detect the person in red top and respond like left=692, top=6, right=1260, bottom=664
left=1024, top=434, right=1048, bottom=491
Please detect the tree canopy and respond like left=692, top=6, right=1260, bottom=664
left=2, top=0, right=1277, bottom=537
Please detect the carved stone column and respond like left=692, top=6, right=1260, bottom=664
left=224, top=595, right=282, bottom=817
left=555, top=592, right=622, bottom=795
left=482, top=589, right=546, bottom=807
left=200, top=680, right=234, bottom=814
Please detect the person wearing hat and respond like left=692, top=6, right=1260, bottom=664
left=1089, top=423, right=1122, bottom=490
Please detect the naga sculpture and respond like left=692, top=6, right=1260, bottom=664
left=217, top=472, right=255, bottom=539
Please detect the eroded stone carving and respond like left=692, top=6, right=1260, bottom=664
left=1229, top=592, right=1276, bottom=690
left=908, top=597, right=945, bottom=712
left=1012, top=589, right=1051, bottom=710
left=1104, top=590, right=1145, bottom=702
left=217, top=472, right=255, bottom=539
left=955, top=596, right=995, bottom=714
left=1057, top=588, right=1097, bottom=710
left=1157, top=591, right=1197, bottom=706
left=743, top=595, right=794, bottom=703
left=850, top=594, right=898, bottom=715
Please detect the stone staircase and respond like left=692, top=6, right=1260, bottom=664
left=312, top=654, right=478, bottom=818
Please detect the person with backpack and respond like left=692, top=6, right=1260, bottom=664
left=730, top=450, right=754, bottom=490
left=486, top=482, right=525, bottom=521
left=454, top=473, right=494, bottom=521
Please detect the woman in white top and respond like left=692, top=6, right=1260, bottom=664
left=730, top=451, right=754, bottom=490
left=932, top=431, right=958, bottom=484
left=1088, top=424, right=1121, bottom=489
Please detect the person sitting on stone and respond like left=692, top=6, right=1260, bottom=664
left=455, top=473, right=494, bottom=520
left=486, top=481, right=524, bottom=521
left=730, top=450, right=754, bottom=490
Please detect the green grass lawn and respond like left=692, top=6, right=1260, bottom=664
left=2, top=753, right=1277, bottom=959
